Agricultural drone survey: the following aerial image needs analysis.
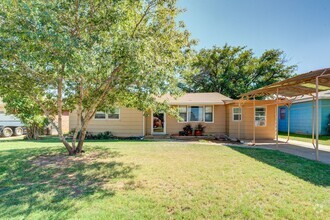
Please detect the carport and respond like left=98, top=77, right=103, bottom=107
left=240, top=68, right=330, bottom=161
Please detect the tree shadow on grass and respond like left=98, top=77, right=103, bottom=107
left=227, top=146, right=330, bottom=186
left=0, top=146, right=139, bottom=219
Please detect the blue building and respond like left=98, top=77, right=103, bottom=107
left=278, top=91, right=330, bottom=135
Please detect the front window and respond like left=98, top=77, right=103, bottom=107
left=108, top=108, right=120, bottom=119
left=233, top=107, right=242, bottom=121
left=94, top=108, right=120, bottom=120
left=204, top=106, right=213, bottom=122
left=179, top=106, right=187, bottom=122
left=95, top=111, right=106, bottom=119
left=178, top=106, right=214, bottom=123
left=189, top=106, right=203, bottom=121
left=255, top=107, right=266, bottom=126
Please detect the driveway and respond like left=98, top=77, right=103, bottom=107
left=236, top=138, right=330, bottom=164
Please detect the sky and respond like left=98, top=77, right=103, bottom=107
left=177, top=0, right=330, bottom=74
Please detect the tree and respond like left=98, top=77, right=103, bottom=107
left=0, top=0, right=193, bottom=155
left=183, top=45, right=296, bottom=99
left=2, top=93, right=47, bottom=140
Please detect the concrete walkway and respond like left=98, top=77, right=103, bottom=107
left=239, top=138, right=330, bottom=164
left=152, top=136, right=330, bottom=164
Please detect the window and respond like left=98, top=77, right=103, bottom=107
left=205, top=106, right=213, bottom=122
left=95, top=111, right=106, bottom=119
left=94, top=108, right=120, bottom=120
left=280, top=108, right=286, bottom=120
left=178, top=106, right=214, bottom=123
left=255, top=107, right=266, bottom=126
left=178, top=106, right=187, bottom=122
left=233, top=107, right=242, bottom=121
left=189, top=106, right=203, bottom=121
left=108, top=108, right=120, bottom=119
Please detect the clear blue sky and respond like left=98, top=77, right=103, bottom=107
left=177, top=0, right=330, bottom=73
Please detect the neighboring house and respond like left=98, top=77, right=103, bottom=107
left=0, top=99, right=70, bottom=136
left=69, top=92, right=281, bottom=140
left=278, top=91, right=330, bottom=135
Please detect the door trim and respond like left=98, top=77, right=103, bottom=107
left=151, top=111, right=166, bottom=135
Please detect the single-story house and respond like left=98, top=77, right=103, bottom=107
left=278, top=91, right=330, bottom=135
left=69, top=92, right=284, bottom=140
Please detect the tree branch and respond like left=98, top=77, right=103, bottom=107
left=131, top=0, right=157, bottom=38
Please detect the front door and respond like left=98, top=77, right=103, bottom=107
left=152, top=112, right=166, bottom=134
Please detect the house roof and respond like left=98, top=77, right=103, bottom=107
left=288, top=90, right=330, bottom=103
left=240, top=68, right=330, bottom=98
left=157, top=92, right=232, bottom=105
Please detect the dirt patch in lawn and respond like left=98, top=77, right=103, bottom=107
left=30, top=151, right=115, bottom=167
left=26, top=150, right=138, bottom=197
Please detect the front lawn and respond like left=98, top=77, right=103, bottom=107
left=0, top=138, right=329, bottom=219
left=279, top=131, right=330, bottom=146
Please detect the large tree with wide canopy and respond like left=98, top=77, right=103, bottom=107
left=0, top=0, right=193, bottom=155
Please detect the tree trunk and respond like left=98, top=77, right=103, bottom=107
left=26, top=124, right=40, bottom=140
left=72, top=81, right=84, bottom=149
left=76, top=125, right=87, bottom=153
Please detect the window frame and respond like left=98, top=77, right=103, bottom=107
left=188, top=106, right=204, bottom=122
left=178, top=106, right=188, bottom=122
left=232, top=107, right=242, bottom=122
left=94, top=111, right=107, bottom=119
left=204, top=105, right=214, bottom=123
left=94, top=108, right=120, bottom=120
left=255, top=106, right=267, bottom=127
left=177, top=105, right=214, bottom=123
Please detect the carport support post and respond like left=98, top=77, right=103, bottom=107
left=276, top=88, right=279, bottom=149
left=315, top=77, right=319, bottom=161
left=253, top=95, right=256, bottom=145
left=238, top=102, right=241, bottom=140
left=312, top=96, right=315, bottom=147
left=286, top=104, right=291, bottom=143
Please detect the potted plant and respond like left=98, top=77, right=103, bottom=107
left=194, top=123, right=206, bottom=136
left=183, top=124, right=193, bottom=136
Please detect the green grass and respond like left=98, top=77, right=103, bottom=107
left=279, top=131, right=330, bottom=146
left=0, top=138, right=329, bottom=219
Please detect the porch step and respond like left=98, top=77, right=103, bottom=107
left=144, top=134, right=171, bottom=140
left=170, top=135, right=216, bottom=141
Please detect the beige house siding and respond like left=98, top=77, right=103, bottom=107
left=227, top=101, right=276, bottom=140
left=69, top=107, right=144, bottom=137
left=50, top=111, right=70, bottom=135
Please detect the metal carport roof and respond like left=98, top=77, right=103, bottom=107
left=239, top=68, right=330, bottom=161
left=241, top=68, right=330, bottom=98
